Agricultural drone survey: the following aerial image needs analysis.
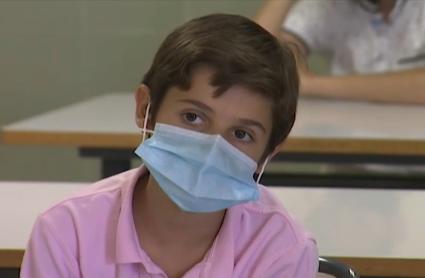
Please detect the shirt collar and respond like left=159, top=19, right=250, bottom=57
left=114, top=166, right=149, bottom=263
left=112, top=165, right=238, bottom=275
left=358, top=0, right=405, bottom=17
left=113, top=166, right=168, bottom=274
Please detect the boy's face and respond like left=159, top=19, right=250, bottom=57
left=140, top=66, right=273, bottom=164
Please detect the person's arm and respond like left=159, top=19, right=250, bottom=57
left=254, top=0, right=308, bottom=60
left=254, top=0, right=294, bottom=39
left=255, top=1, right=425, bottom=105
left=20, top=215, right=80, bottom=278
left=301, top=69, right=425, bottom=104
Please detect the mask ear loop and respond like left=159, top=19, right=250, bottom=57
left=256, top=155, right=270, bottom=184
left=141, top=102, right=154, bottom=143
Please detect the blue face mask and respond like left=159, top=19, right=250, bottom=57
left=135, top=122, right=266, bottom=213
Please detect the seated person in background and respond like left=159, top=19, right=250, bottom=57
left=20, top=14, right=318, bottom=278
left=255, top=0, right=425, bottom=104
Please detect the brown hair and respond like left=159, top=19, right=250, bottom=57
left=142, top=14, right=298, bottom=158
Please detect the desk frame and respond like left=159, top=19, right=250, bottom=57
left=3, top=94, right=425, bottom=187
left=80, top=147, right=425, bottom=188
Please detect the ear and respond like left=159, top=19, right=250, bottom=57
left=135, top=84, right=151, bottom=129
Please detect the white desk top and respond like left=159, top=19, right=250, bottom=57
left=1, top=181, right=424, bottom=258
left=271, top=187, right=425, bottom=259
left=294, top=97, right=425, bottom=140
left=2, top=93, right=138, bottom=135
left=2, top=93, right=425, bottom=154
left=0, top=182, right=86, bottom=249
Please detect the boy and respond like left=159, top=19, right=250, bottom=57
left=21, top=14, right=318, bottom=277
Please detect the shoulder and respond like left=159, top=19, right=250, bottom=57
left=241, top=185, right=314, bottom=244
left=285, top=0, right=349, bottom=21
left=35, top=167, right=143, bottom=235
left=22, top=168, right=145, bottom=276
left=283, top=0, right=354, bottom=51
left=403, top=0, right=425, bottom=22
left=227, top=186, right=318, bottom=276
left=230, top=185, right=315, bottom=253
left=42, top=169, right=133, bottom=210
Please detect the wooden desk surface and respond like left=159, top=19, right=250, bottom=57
left=2, top=93, right=425, bottom=155
left=1, top=181, right=424, bottom=276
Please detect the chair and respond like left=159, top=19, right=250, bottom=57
left=318, top=257, right=360, bottom=278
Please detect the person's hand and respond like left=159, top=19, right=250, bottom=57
left=298, top=68, right=425, bottom=104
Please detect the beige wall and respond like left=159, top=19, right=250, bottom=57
left=0, top=0, right=327, bottom=182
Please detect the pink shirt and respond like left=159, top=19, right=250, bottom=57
left=21, top=167, right=318, bottom=277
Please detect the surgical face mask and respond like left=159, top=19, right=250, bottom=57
left=135, top=104, right=269, bottom=213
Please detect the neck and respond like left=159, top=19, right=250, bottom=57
left=133, top=173, right=225, bottom=248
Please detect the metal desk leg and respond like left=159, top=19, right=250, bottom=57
left=263, top=152, right=425, bottom=189
left=261, top=172, right=425, bottom=189
left=79, top=148, right=134, bottom=178
left=101, top=157, right=131, bottom=178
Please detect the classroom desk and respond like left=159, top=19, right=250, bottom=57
left=0, top=182, right=86, bottom=270
left=2, top=93, right=425, bottom=187
left=1, top=181, right=424, bottom=277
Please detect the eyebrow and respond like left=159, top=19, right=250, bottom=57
left=179, top=99, right=266, bottom=133
left=179, top=99, right=214, bottom=113
left=238, top=118, right=266, bottom=134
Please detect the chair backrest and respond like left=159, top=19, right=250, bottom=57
left=318, top=257, right=359, bottom=278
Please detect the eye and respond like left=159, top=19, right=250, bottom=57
left=233, top=129, right=254, bottom=142
left=182, top=112, right=203, bottom=125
